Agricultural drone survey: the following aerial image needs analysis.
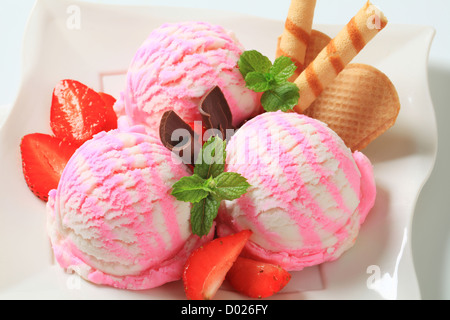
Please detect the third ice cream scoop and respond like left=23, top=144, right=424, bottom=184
left=217, top=111, right=376, bottom=271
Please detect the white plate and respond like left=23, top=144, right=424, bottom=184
left=0, top=0, right=436, bottom=300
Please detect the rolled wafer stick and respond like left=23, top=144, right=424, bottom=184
left=277, top=0, right=317, bottom=80
left=293, top=1, right=388, bottom=114
left=277, top=30, right=332, bottom=69
left=303, top=30, right=332, bottom=67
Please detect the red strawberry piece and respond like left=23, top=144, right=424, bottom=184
left=50, top=79, right=117, bottom=145
left=98, top=91, right=116, bottom=107
left=187, top=121, right=207, bottom=145
left=98, top=92, right=118, bottom=131
left=226, top=257, right=292, bottom=299
left=183, top=230, right=252, bottom=300
left=20, top=133, right=77, bottom=202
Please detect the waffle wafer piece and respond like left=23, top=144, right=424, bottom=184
left=294, top=1, right=388, bottom=113
left=304, top=63, right=400, bottom=151
left=277, top=0, right=317, bottom=80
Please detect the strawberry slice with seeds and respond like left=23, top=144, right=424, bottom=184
left=20, top=133, right=77, bottom=202
left=51, top=79, right=117, bottom=145
left=226, top=257, right=291, bottom=299
left=183, top=230, right=252, bottom=300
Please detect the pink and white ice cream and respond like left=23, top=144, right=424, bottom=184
left=46, top=126, right=214, bottom=290
left=217, top=111, right=376, bottom=271
left=115, top=21, right=261, bottom=136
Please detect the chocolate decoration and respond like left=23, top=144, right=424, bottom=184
left=199, top=86, right=235, bottom=141
left=159, top=86, right=237, bottom=166
left=159, top=110, right=199, bottom=165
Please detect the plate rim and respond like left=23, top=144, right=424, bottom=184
left=0, top=0, right=438, bottom=300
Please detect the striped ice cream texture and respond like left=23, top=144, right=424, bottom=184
left=46, top=127, right=214, bottom=290
left=217, top=111, right=376, bottom=270
left=115, top=21, right=261, bottom=135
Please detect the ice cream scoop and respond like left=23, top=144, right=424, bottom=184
left=115, top=21, right=261, bottom=136
left=217, top=111, right=376, bottom=271
left=47, top=126, right=214, bottom=290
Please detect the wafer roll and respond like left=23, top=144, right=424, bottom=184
left=277, top=30, right=332, bottom=69
left=304, top=30, right=332, bottom=68
left=294, top=1, right=388, bottom=113
left=277, top=0, right=317, bottom=80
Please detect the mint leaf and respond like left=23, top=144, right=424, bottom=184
left=194, top=136, right=226, bottom=179
left=239, top=50, right=300, bottom=113
left=172, top=135, right=252, bottom=237
left=261, top=82, right=300, bottom=112
left=245, top=72, right=271, bottom=92
left=190, top=195, right=221, bottom=236
left=270, top=56, right=297, bottom=84
left=212, top=172, right=251, bottom=201
left=238, top=50, right=272, bottom=78
left=171, top=174, right=210, bottom=203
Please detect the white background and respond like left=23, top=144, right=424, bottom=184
left=1, top=0, right=449, bottom=299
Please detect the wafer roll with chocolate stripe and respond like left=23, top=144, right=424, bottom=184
left=293, top=1, right=388, bottom=113
left=277, top=0, right=317, bottom=80
left=277, top=30, right=332, bottom=68
left=303, top=30, right=332, bottom=67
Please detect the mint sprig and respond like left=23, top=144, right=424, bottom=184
left=190, top=195, right=221, bottom=236
left=171, top=175, right=213, bottom=203
left=194, top=137, right=226, bottom=179
left=238, top=50, right=300, bottom=112
left=171, top=136, right=251, bottom=237
left=213, top=172, right=251, bottom=201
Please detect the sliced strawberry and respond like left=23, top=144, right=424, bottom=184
left=51, top=79, right=117, bottom=145
left=183, top=230, right=252, bottom=300
left=187, top=121, right=207, bottom=146
left=98, top=92, right=118, bottom=131
left=98, top=91, right=116, bottom=107
left=226, top=257, right=291, bottom=299
left=20, top=133, right=77, bottom=202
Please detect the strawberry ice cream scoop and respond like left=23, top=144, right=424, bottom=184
left=47, top=127, right=214, bottom=290
left=217, top=111, right=376, bottom=271
left=114, top=21, right=261, bottom=135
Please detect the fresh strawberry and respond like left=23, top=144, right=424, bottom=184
left=187, top=121, right=207, bottom=146
left=186, top=121, right=207, bottom=171
left=98, top=91, right=116, bottom=107
left=226, top=257, right=291, bottom=299
left=98, top=92, right=118, bottom=131
left=50, top=79, right=117, bottom=145
left=20, top=133, right=77, bottom=202
left=183, top=230, right=252, bottom=300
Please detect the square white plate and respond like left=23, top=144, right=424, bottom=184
left=0, top=0, right=436, bottom=299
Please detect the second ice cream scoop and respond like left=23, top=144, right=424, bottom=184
left=217, top=111, right=376, bottom=271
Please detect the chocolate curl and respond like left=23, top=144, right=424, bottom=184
left=159, top=86, right=236, bottom=166
left=199, top=86, right=235, bottom=141
left=160, top=110, right=199, bottom=166
left=293, top=1, right=388, bottom=113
